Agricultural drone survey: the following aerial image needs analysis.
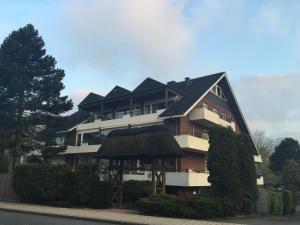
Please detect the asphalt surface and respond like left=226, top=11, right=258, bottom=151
left=0, top=210, right=117, bottom=225
left=223, top=213, right=300, bottom=225
left=1, top=209, right=300, bottom=225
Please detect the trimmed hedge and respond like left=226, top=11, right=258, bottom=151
left=137, top=194, right=197, bottom=218
left=282, top=190, right=295, bottom=215
left=123, top=180, right=152, bottom=202
left=268, top=190, right=295, bottom=216
left=188, top=196, right=223, bottom=218
left=13, top=164, right=73, bottom=203
left=137, top=194, right=223, bottom=219
left=13, top=164, right=112, bottom=209
left=71, top=163, right=112, bottom=209
left=269, top=191, right=283, bottom=215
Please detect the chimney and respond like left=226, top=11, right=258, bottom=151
left=185, top=77, right=191, bottom=86
left=185, top=77, right=190, bottom=82
left=167, top=81, right=176, bottom=86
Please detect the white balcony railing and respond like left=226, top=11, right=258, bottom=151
left=122, top=170, right=210, bottom=187
left=76, top=109, right=165, bottom=131
left=174, top=135, right=209, bottom=152
left=189, top=107, right=236, bottom=131
left=257, top=177, right=264, bottom=185
left=61, top=144, right=101, bottom=155
left=166, top=170, right=210, bottom=187
left=254, top=155, right=263, bottom=163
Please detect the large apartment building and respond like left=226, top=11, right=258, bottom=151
left=52, top=72, right=264, bottom=187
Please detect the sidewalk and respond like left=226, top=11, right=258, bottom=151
left=0, top=201, right=241, bottom=225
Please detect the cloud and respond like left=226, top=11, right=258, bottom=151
left=233, top=74, right=300, bottom=141
left=58, top=0, right=193, bottom=79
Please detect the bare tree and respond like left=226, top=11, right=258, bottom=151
left=253, top=130, right=279, bottom=186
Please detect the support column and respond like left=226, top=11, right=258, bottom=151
left=165, top=89, right=168, bottom=108
left=119, top=160, right=124, bottom=208
left=162, top=159, right=166, bottom=194
left=151, top=159, right=157, bottom=194
left=129, top=97, right=133, bottom=116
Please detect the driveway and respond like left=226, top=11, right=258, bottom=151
left=0, top=210, right=115, bottom=225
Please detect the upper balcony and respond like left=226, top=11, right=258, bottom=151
left=174, top=135, right=209, bottom=152
left=61, top=144, right=101, bottom=155
left=76, top=109, right=165, bottom=131
left=189, top=107, right=236, bottom=131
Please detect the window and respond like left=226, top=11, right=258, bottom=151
left=202, top=103, right=208, bottom=109
left=152, top=102, right=165, bottom=113
left=144, top=105, right=151, bottom=114
left=220, top=112, right=227, bottom=121
left=76, top=133, right=82, bottom=146
left=55, top=136, right=65, bottom=146
left=82, top=132, right=103, bottom=145
left=115, top=111, right=125, bottom=119
left=211, top=85, right=227, bottom=101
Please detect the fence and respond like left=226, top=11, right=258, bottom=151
left=0, top=173, right=17, bottom=201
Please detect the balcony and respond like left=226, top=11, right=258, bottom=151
left=257, top=176, right=264, bottom=186
left=76, top=109, right=164, bottom=131
left=174, top=135, right=209, bottom=152
left=61, top=143, right=101, bottom=155
left=166, top=170, right=210, bottom=187
left=189, top=107, right=235, bottom=131
left=254, top=155, right=263, bottom=163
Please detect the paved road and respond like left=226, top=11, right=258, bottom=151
left=0, top=210, right=117, bottom=225
left=222, top=213, right=300, bottom=225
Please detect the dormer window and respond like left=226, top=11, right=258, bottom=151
left=211, top=85, right=227, bottom=101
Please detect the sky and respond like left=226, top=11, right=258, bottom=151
left=0, top=0, right=300, bottom=140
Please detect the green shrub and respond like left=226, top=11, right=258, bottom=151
left=269, top=191, right=283, bottom=215
left=71, top=163, right=112, bottom=208
left=222, top=197, right=239, bottom=217
left=137, top=194, right=226, bottom=219
left=123, top=180, right=152, bottom=202
left=188, top=196, right=223, bottom=218
left=282, top=190, right=295, bottom=215
left=71, top=163, right=95, bottom=205
left=90, top=180, right=112, bottom=209
left=137, top=194, right=197, bottom=219
left=13, top=163, right=112, bottom=209
left=13, top=164, right=73, bottom=203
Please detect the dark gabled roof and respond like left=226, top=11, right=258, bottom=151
left=96, top=125, right=183, bottom=159
left=78, top=92, right=104, bottom=106
left=105, top=86, right=131, bottom=99
left=56, top=110, right=90, bottom=133
left=160, top=72, right=225, bottom=117
left=133, top=77, right=166, bottom=93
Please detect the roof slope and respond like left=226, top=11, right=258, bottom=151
left=78, top=92, right=103, bottom=106
left=56, top=110, right=90, bottom=132
left=105, top=86, right=131, bottom=99
left=133, top=77, right=166, bottom=93
left=96, top=125, right=183, bottom=159
left=160, top=72, right=225, bottom=117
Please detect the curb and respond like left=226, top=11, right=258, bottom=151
left=0, top=207, right=141, bottom=225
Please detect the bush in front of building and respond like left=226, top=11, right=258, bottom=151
left=89, top=180, right=112, bottom=209
left=137, top=194, right=225, bottom=219
left=71, top=163, right=112, bottom=209
left=13, top=164, right=73, bottom=203
left=282, top=190, right=295, bottom=215
left=123, top=180, right=152, bottom=202
left=188, top=196, right=223, bottom=218
left=13, top=163, right=112, bottom=209
left=268, top=190, right=283, bottom=215
left=137, top=194, right=198, bottom=218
